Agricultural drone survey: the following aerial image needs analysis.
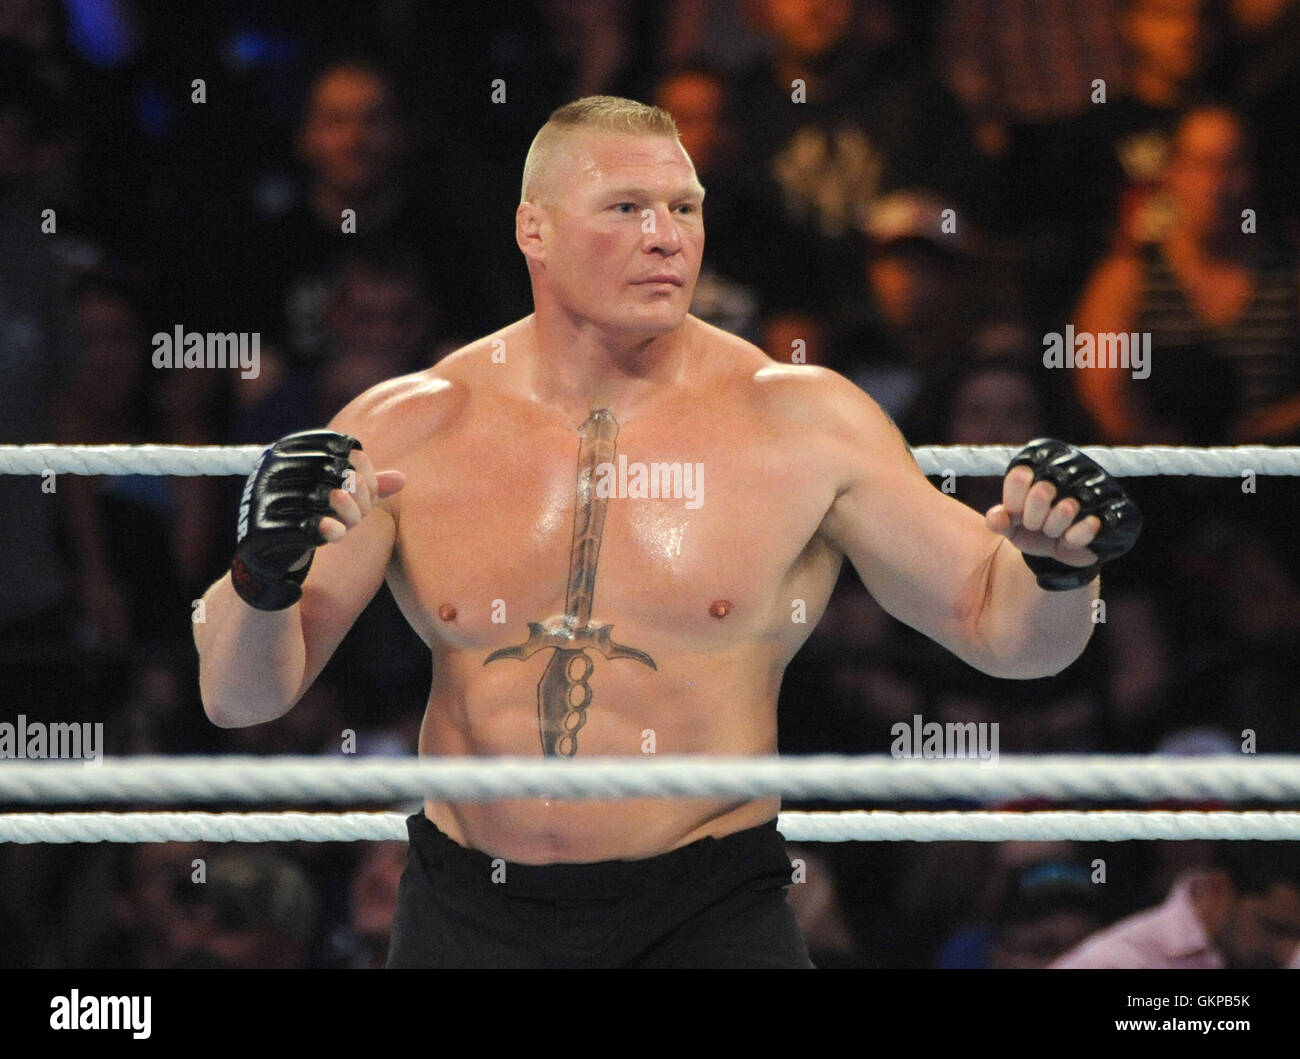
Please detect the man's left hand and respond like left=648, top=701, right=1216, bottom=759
left=985, top=438, right=1142, bottom=591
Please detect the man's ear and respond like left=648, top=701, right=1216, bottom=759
left=516, top=201, right=545, bottom=261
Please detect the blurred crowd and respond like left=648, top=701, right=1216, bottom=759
left=1, top=0, right=1298, bottom=969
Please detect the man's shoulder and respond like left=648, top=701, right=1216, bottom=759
left=331, top=366, right=459, bottom=435
left=1050, top=915, right=1163, bottom=969
left=325, top=361, right=468, bottom=460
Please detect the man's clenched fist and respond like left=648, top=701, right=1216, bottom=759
left=230, top=429, right=404, bottom=610
left=985, top=438, right=1142, bottom=591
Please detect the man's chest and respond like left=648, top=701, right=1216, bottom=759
left=388, top=407, right=837, bottom=648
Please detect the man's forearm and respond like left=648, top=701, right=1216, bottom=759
left=969, top=538, right=1099, bottom=679
left=194, top=574, right=307, bottom=727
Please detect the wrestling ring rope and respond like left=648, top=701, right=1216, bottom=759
left=2, top=443, right=1299, bottom=477
left=2, top=756, right=1298, bottom=843
left=2, top=442, right=1297, bottom=847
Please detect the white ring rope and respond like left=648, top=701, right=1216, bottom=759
left=916, top=445, right=1300, bottom=478
left=3, top=756, right=1298, bottom=804
left=1, top=444, right=1298, bottom=477
left=0, top=444, right=265, bottom=476
left=2, top=810, right=1297, bottom=844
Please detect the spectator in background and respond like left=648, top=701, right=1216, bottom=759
left=48, top=270, right=218, bottom=763
left=1144, top=729, right=1237, bottom=897
left=1102, top=0, right=1211, bottom=246
left=0, top=110, right=80, bottom=714
left=325, top=840, right=408, bottom=968
left=169, top=850, right=321, bottom=969
left=938, top=0, right=1127, bottom=152
left=660, top=0, right=773, bottom=77
left=655, top=65, right=759, bottom=341
left=732, top=0, right=986, bottom=330
left=78, top=842, right=211, bottom=968
left=778, top=564, right=925, bottom=759
left=1163, top=515, right=1300, bottom=752
left=246, top=59, right=412, bottom=366
left=236, top=247, right=443, bottom=442
left=0, top=38, right=107, bottom=275
left=654, top=64, right=825, bottom=347
left=538, top=0, right=634, bottom=100
left=229, top=247, right=437, bottom=750
left=220, top=59, right=487, bottom=402
left=52, top=268, right=191, bottom=649
left=938, top=846, right=1111, bottom=968
left=1216, top=0, right=1300, bottom=244
left=905, top=355, right=1056, bottom=515
left=916, top=652, right=1106, bottom=755
left=783, top=845, right=872, bottom=967
left=1074, top=105, right=1300, bottom=444
left=833, top=190, right=977, bottom=422
left=1026, top=0, right=1213, bottom=318
left=1053, top=841, right=1300, bottom=968
left=317, top=248, right=444, bottom=412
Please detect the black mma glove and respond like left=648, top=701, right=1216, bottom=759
left=230, top=429, right=361, bottom=610
left=1006, top=438, right=1142, bottom=591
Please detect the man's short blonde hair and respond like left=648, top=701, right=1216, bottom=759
left=520, top=96, right=680, bottom=203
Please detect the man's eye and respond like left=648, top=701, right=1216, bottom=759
left=613, top=203, right=637, bottom=213
left=676, top=204, right=696, bottom=215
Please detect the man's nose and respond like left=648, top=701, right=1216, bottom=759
left=643, top=207, right=684, bottom=254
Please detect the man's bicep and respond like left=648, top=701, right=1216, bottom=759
left=822, top=420, right=999, bottom=654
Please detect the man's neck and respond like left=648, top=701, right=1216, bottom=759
left=522, top=312, right=692, bottom=419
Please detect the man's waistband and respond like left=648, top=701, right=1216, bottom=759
left=404, top=811, right=787, bottom=901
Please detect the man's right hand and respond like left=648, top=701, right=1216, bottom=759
left=230, top=429, right=405, bottom=611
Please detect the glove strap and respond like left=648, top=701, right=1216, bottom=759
left=1020, top=552, right=1100, bottom=592
left=230, top=553, right=313, bottom=611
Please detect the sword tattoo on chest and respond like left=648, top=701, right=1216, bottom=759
left=484, top=408, right=655, bottom=756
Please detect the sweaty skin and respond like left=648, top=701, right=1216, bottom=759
left=330, top=319, right=847, bottom=862
left=309, top=313, right=1090, bottom=863
left=197, top=126, right=1100, bottom=864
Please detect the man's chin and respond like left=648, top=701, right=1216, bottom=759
left=607, top=304, right=690, bottom=336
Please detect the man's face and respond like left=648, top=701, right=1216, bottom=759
left=300, top=69, right=403, bottom=196
left=521, top=130, right=705, bottom=339
left=1217, top=882, right=1300, bottom=968
left=764, top=0, right=852, bottom=59
left=656, top=74, right=725, bottom=175
left=867, top=246, right=955, bottom=331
